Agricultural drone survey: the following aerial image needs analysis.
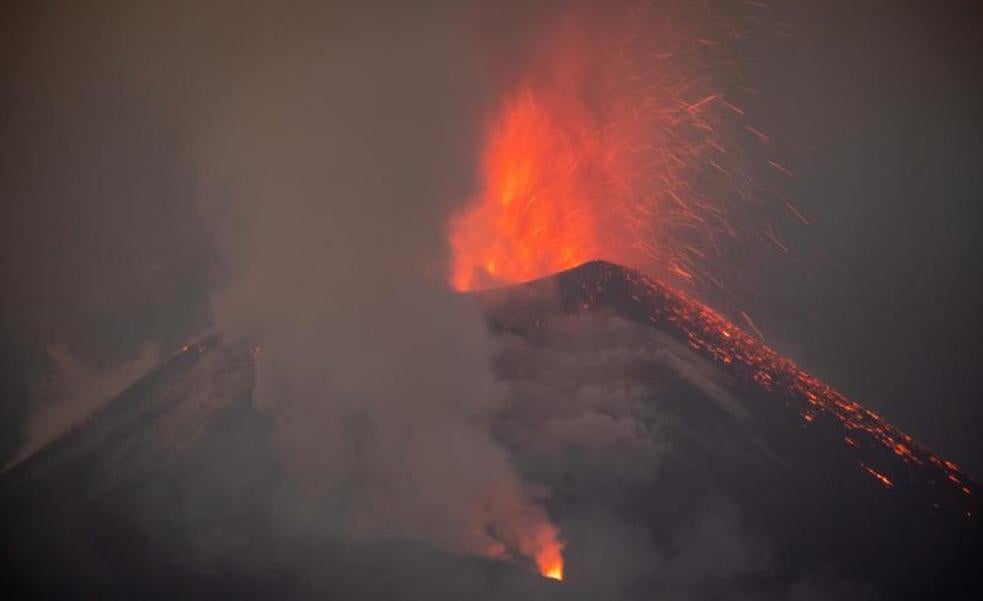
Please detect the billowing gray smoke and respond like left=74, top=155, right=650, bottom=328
left=188, top=0, right=563, bottom=566
left=3, top=0, right=563, bottom=569
left=491, top=314, right=873, bottom=600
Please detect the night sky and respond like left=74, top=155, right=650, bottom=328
left=724, top=0, right=983, bottom=477
left=1, top=0, right=981, bottom=475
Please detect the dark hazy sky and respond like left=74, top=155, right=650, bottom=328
left=724, top=0, right=983, bottom=477
left=1, top=0, right=981, bottom=475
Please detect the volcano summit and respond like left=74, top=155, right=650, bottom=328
left=1, top=262, right=979, bottom=600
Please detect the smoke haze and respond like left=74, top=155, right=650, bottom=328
left=1, top=1, right=981, bottom=598
left=155, top=0, right=564, bottom=566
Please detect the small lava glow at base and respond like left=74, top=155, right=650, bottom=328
left=536, top=540, right=565, bottom=581
left=543, top=564, right=564, bottom=582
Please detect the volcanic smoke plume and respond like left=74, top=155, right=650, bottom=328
left=198, top=0, right=565, bottom=579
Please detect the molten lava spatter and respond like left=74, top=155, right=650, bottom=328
left=449, top=90, right=602, bottom=291
left=450, top=9, right=746, bottom=292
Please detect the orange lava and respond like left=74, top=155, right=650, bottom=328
left=862, top=464, right=895, bottom=488
left=623, top=266, right=974, bottom=500
left=449, top=21, right=630, bottom=291
left=538, top=546, right=564, bottom=581
left=449, top=89, right=604, bottom=291
left=450, top=10, right=735, bottom=292
left=542, top=562, right=564, bottom=582
left=522, top=517, right=564, bottom=581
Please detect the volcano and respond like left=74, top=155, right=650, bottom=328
left=1, top=261, right=979, bottom=600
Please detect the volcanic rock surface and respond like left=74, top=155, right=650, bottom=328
left=1, top=261, right=979, bottom=600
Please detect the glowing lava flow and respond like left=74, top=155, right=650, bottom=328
left=500, top=261, right=977, bottom=515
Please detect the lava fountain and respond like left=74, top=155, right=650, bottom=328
left=450, top=8, right=742, bottom=293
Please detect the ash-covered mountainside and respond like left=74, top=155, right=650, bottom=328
left=481, top=261, right=978, bottom=509
left=479, top=260, right=981, bottom=598
left=0, top=335, right=557, bottom=600
left=1, top=261, right=979, bottom=600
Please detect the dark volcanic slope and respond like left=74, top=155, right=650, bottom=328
left=479, top=260, right=981, bottom=599
left=480, top=261, right=977, bottom=511
left=0, top=335, right=557, bottom=601
left=1, top=261, right=979, bottom=600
